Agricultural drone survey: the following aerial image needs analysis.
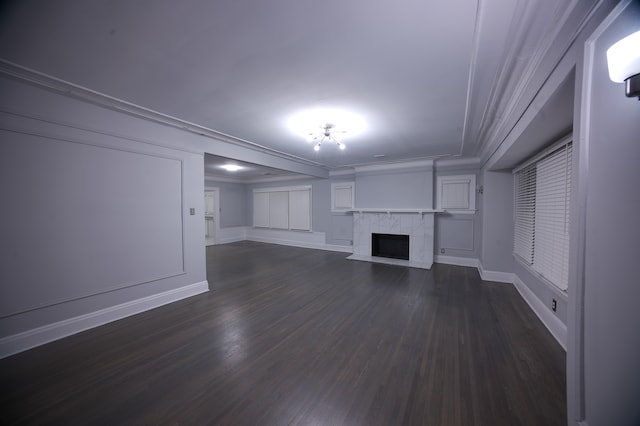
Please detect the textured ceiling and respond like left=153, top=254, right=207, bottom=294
left=0, top=0, right=576, bottom=170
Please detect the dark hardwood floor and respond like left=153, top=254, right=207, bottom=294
left=1, top=241, right=566, bottom=425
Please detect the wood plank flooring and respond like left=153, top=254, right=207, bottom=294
left=1, top=241, right=566, bottom=425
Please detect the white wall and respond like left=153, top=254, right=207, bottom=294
left=579, top=2, right=640, bottom=424
left=0, top=74, right=208, bottom=357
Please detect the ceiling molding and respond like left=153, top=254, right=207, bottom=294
left=459, top=0, right=483, bottom=156
left=204, top=174, right=244, bottom=184
left=479, top=0, right=611, bottom=169
left=434, top=157, right=481, bottom=170
left=0, top=59, right=325, bottom=170
left=476, top=0, right=581, bottom=155
left=472, top=0, right=540, bottom=154
left=353, top=159, right=434, bottom=174
left=329, top=168, right=356, bottom=177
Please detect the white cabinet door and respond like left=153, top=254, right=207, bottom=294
left=253, top=192, right=270, bottom=228
left=204, top=192, right=215, bottom=215
left=269, top=191, right=289, bottom=229
left=289, top=189, right=311, bottom=230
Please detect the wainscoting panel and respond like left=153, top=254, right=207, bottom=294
left=0, top=130, right=185, bottom=318
left=436, top=216, right=475, bottom=250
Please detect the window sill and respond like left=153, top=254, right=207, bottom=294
left=513, top=254, right=569, bottom=300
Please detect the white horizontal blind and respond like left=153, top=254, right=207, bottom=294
left=514, top=164, right=536, bottom=264
left=532, top=143, right=572, bottom=290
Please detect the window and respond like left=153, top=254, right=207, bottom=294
left=513, top=140, right=572, bottom=291
left=436, top=174, right=476, bottom=213
left=253, top=186, right=312, bottom=231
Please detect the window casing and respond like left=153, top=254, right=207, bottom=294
left=513, top=141, right=572, bottom=291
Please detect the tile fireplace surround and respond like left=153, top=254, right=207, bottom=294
left=347, top=210, right=437, bottom=269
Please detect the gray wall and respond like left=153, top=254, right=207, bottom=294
left=0, top=75, right=206, bottom=338
left=479, top=170, right=513, bottom=273
left=355, top=168, right=433, bottom=209
left=580, top=3, right=640, bottom=424
left=434, top=167, right=482, bottom=259
left=205, top=180, right=248, bottom=228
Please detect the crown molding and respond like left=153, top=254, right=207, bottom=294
left=477, top=0, right=607, bottom=167
left=434, top=156, right=481, bottom=170
left=329, top=168, right=356, bottom=177
left=353, top=159, right=434, bottom=174
left=0, top=59, right=325, bottom=170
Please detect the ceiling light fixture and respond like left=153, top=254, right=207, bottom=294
left=220, top=164, right=242, bottom=172
left=307, top=123, right=347, bottom=152
left=607, top=30, right=640, bottom=99
left=288, top=109, right=365, bottom=152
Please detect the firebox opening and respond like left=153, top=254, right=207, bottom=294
left=372, top=233, right=409, bottom=260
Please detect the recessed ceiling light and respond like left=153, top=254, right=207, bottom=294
left=220, top=164, right=242, bottom=172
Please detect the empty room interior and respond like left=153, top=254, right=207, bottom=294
left=1, top=1, right=639, bottom=425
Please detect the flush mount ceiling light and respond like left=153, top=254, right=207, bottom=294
left=307, top=123, right=347, bottom=151
left=288, top=109, right=365, bottom=152
left=607, top=30, right=640, bottom=99
left=220, top=164, right=243, bottom=172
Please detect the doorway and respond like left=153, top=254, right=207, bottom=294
left=204, top=188, right=219, bottom=246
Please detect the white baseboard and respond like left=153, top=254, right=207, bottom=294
left=434, top=255, right=479, bottom=268
left=478, top=261, right=515, bottom=283
left=216, top=226, right=248, bottom=244
left=513, top=275, right=567, bottom=350
left=0, top=281, right=209, bottom=359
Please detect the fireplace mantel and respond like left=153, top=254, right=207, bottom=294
left=349, top=208, right=443, bottom=214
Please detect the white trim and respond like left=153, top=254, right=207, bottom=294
left=434, top=255, right=479, bottom=268
left=513, top=133, right=573, bottom=173
left=253, top=185, right=312, bottom=193
left=436, top=174, right=477, bottom=212
left=353, top=159, right=434, bottom=173
left=513, top=276, right=567, bottom=350
left=513, top=255, right=569, bottom=300
left=350, top=208, right=442, bottom=214
left=0, top=60, right=326, bottom=173
left=477, top=261, right=515, bottom=284
left=329, top=168, right=356, bottom=177
left=331, top=181, right=355, bottom=212
left=0, top=281, right=209, bottom=359
left=434, top=156, right=482, bottom=169
left=216, top=226, right=249, bottom=244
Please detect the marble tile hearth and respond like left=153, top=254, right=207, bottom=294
left=347, top=211, right=435, bottom=269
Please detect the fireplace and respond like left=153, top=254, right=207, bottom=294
left=372, top=233, right=410, bottom=260
left=349, top=210, right=436, bottom=269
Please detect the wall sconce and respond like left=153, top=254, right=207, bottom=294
left=606, top=30, right=640, bottom=99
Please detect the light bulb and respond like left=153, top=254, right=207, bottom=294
left=337, top=142, right=346, bottom=150
left=314, top=143, right=321, bottom=152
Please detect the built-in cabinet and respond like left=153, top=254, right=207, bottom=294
left=253, top=186, right=311, bottom=231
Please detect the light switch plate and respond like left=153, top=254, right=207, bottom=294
left=190, top=208, right=195, bottom=215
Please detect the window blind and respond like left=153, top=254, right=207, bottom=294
left=514, top=164, right=536, bottom=264
left=514, top=142, right=572, bottom=291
